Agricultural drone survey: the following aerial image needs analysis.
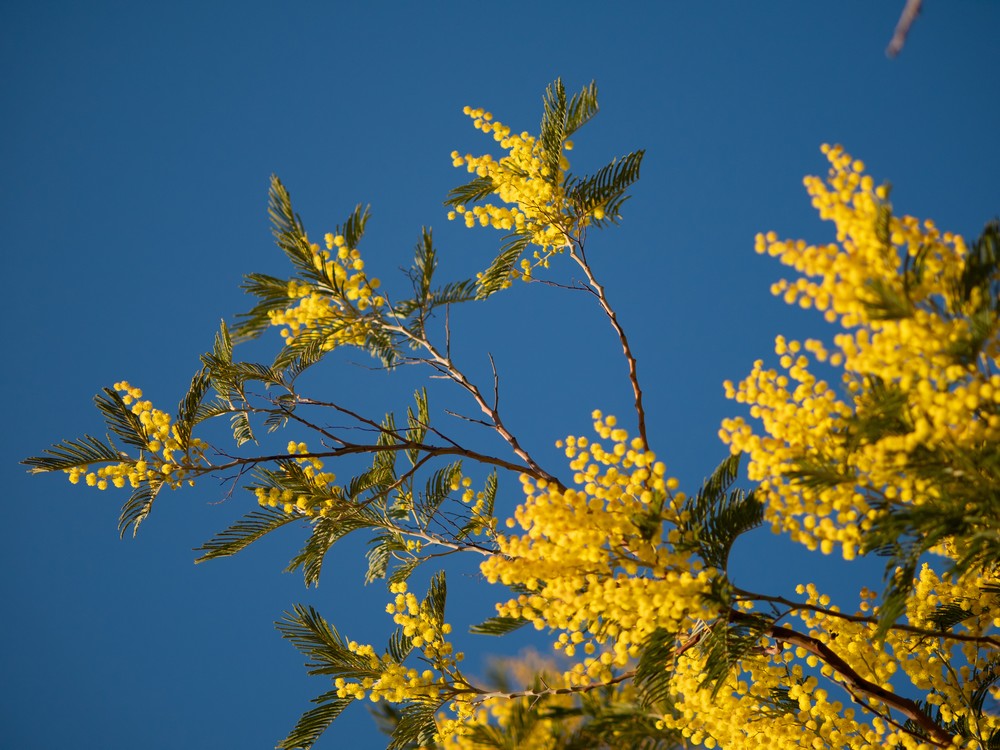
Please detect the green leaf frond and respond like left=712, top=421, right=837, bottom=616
left=698, top=613, right=769, bottom=697
left=94, top=387, right=149, bottom=450
left=366, top=531, right=407, bottom=583
left=194, top=506, right=299, bottom=563
left=233, top=273, right=293, bottom=342
left=23, top=434, right=123, bottom=473
left=278, top=690, right=354, bottom=750
left=119, top=478, right=164, bottom=538
left=783, top=458, right=855, bottom=490
left=337, top=202, right=370, bottom=252
left=859, top=276, right=914, bottom=321
left=173, top=368, right=211, bottom=449
left=425, top=570, right=448, bottom=622
left=476, top=232, right=531, bottom=300
left=278, top=339, right=327, bottom=384
left=412, top=228, right=436, bottom=309
left=539, top=78, right=569, bottom=181
left=676, top=454, right=764, bottom=573
left=387, top=699, right=441, bottom=750
left=230, top=410, right=256, bottom=447
left=565, top=80, right=599, bottom=138
left=564, top=149, right=645, bottom=226
left=954, top=219, right=1000, bottom=312
left=927, top=601, right=977, bottom=632
left=468, top=615, right=530, bottom=637
left=405, top=389, right=430, bottom=465
left=286, top=507, right=384, bottom=587
left=634, top=627, right=679, bottom=708
left=416, top=461, right=462, bottom=527
left=430, top=278, right=478, bottom=309
left=276, top=604, right=379, bottom=679
left=387, top=558, right=423, bottom=587
left=844, top=375, right=910, bottom=451
left=445, top=176, right=496, bottom=209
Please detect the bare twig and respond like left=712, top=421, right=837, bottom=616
left=567, top=243, right=648, bottom=448
left=381, top=321, right=565, bottom=489
left=887, top=0, right=923, bottom=58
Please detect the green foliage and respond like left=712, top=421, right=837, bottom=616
left=94, top=387, right=150, bottom=450
left=675, top=454, right=763, bottom=572
left=194, top=506, right=299, bottom=563
left=23, top=434, right=122, bottom=474
left=564, top=150, right=645, bottom=225
left=634, top=627, right=679, bottom=708
left=475, top=232, right=531, bottom=300
left=118, top=477, right=163, bottom=538
left=468, top=615, right=529, bottom=637
left=696, top=613, right=769, bottom=697
left=278, top=691, right=355, bottom=750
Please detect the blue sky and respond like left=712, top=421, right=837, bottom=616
left=3, top=2, right=998, bottom=748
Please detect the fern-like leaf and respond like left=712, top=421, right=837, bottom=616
left=388, top=700, right=440, bottom=750
left=23, top=434, right=123, bottom=473
left=194, top=506, right=298, bottom=563
left=278, top=690, right=353, bottom=750
left=469, top=615, right=529, bottom=637
left=634, top=628, right=678, bottom=708
left=476, top=232, right=531, bottom=299
left=118, top=479, right=164, bottom=538
left=94, top=387, right=149, bottom=450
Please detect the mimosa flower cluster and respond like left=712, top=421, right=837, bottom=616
left=253, top=441, right=339, bottom=516
left=720, top=145, right=1000, bottom=560
left=448, top=107, right=568, bottom=251
left=332, top=581, right=474, bottom=742
left=480, top=412, right=718, bottom=687
left=268, top=232, right=383, bottom=350
left=657, top=576, right=997, bottom=749
left=447, top=106, right=604, bottom=283
left=64, top=381, right=207, bottom=490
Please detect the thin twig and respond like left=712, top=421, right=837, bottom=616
left=381, top=321, right=565, bottom=489
left=886, top=0, right=923, bottom=58
left=567, top=243, right=648, bottom=447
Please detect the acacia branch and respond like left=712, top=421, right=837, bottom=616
left=731, top=612, right=953, bottom=747
left=204, top=440, right=532, bottom=478
left=734, top=589, right=1000, bottom=649
left=381, top=322, right=565, bottom=489
left=567, top=243, right=648, bottom=448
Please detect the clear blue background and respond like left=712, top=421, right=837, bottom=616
left=4, top=2, right=998, bottom=748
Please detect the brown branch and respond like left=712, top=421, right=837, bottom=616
left=567, top=243, right=648, bottom=448
left=734, top=589, right=1000, bottom=649
left=380, top=321, right=565, bottom=489
left=731, top=612, right=953, bottom=747
left=203, top=440, right=533, bottom=478
left=886, top=0, right=923, bottom=58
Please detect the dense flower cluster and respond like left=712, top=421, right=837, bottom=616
left=331, top=581, right=474, bottom=742
left=447, top=106, right=604, bottom=283
left=481, top=412, right=718, bottom=686
left=268, top=232, right=383, bottom=350
left=657, top=577, right=998, bottom=749
left=448, top=106, right=569, bottom=254
left=720, top=145, right=1000, bottom=559
left=64, top=381, right=207, bottom=490
left=253, top=441, right=340, bottom=516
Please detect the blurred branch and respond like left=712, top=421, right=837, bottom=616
left=886, top=0, right=923, bottom=58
